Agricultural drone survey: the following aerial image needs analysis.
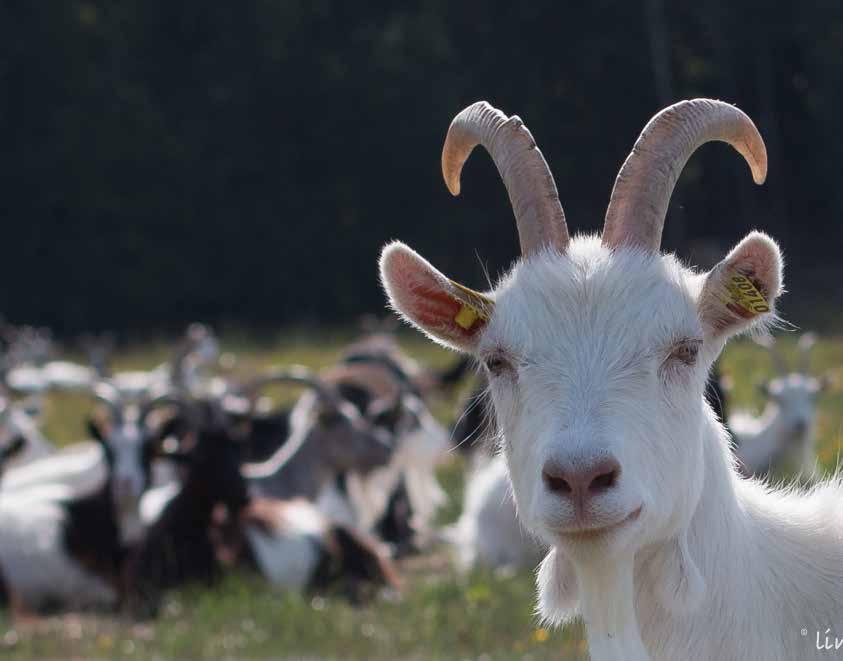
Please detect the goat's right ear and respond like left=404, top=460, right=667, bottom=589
left=379, top=242, right=493, bottom=352
left=697, top=232, right=783, bottom=342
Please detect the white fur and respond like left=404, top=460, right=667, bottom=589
left=6, top=361, right=94, bottom=393
left=1, top=442, right=105, bottom=497
left=448, top=453, right=543, bottom=571
left=245, top=500, right=329, bottom=590
left=0, top=486, right=117, bottom=610
left=382, top=233, right=843, bottom=661
left=732, top=373, right=822, bottom=477
left=2, top=438, right=144, bottom=544
left=140, top=480, right=181, bottom=527
left=0, top=405, right=56, bottom=469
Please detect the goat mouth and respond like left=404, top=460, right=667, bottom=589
left=556, top=506, right=643, bottom=541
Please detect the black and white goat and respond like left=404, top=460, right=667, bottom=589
left=318, top=351, right=451, bottom=552
left=0, top=417, right=150, bottom=613
left=127, top=398, right=399, bottom=614
left=240, top=367, right=394, bottom=501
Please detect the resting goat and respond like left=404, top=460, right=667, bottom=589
left=320, top=351, right=450, bottom=552
left=732, top=333, right=827, bottom=478
left=0, top=416, right=152, bottom=613
left=448, top=453, right=542, bottom=571
left=127, top=400, right=398, bottom=614
left=241, top=367, right=393, bottom=501
left=380, top=98, right=843, bottom=660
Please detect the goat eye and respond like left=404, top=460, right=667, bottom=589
left=484, top=355, right=512, bottom=376
left=668, top=341, right=701, bottom=366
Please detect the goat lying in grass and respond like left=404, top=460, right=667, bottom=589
left=128, top=399, right=399, bottom=615
left=240, top=367, right=394, bottom=501
left=448, top=453, right=543, bottom=571
left=321, top=349, right=451, bottom=553
left=380, top=98, right=843, bottom=660
left=732, top=333, right=828, bottom=478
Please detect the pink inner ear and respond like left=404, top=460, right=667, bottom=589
left=383, top=244, right=487, bottom=342
left=411, top=284, right=487, bottom=340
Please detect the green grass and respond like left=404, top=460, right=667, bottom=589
left=2, top=331, right=841, bottom=660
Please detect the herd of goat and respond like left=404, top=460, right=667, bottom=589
left=0, top=314, right=830, bottom=622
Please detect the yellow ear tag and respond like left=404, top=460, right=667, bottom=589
left=455, top=304, right=480, bottom=330
left=722, top=273, right=770, bottom=317
left=447, top=279, right=493, bottom=330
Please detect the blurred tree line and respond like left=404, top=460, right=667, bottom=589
left=0, top=1, right=839, bottom=335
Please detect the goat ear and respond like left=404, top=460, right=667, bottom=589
left=536, top=547, right=579, bottom=626
left=380, top=242, right=493, bottom=352
left=698, top=232, right=783, bottom=342
left=648, top=533, right=705, bottom=614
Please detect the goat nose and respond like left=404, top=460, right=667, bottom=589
left=542, top=456, right=621, bottom=499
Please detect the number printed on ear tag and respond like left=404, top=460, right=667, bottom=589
left=722, top=273, right=770, bottom=317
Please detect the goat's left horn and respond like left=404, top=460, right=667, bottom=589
left=442, top=101, right=569, bottom=257
left=603, top=99, right=767, bottom=252
left=92, top=380, right=124, bottom=423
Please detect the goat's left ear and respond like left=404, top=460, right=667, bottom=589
left=697, top=232, right=783, bottom=342
left=380, top=242, right=493, bottom=352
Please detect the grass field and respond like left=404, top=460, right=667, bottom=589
left=1, top=330, right=841, bottom=660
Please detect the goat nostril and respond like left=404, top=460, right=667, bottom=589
left=542, top=470, right=572, bottom=494
left=589, top=469, right=617, bottom=493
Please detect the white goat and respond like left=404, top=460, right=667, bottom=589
left=732, top=333, right=827, bottom=478
left=380, top=98, right=843, bottom=660
left=447, top=453, right=542, bottom=571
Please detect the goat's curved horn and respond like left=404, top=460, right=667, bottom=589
left=797, top=332, right=817, bottom=374
left=241, top=365, right=340, bottom=407
left=92, top=380, right=124, bottom=423
left=139, top=390, right=187, bottom=425
left=442, top=101, right=569, bottom=256
left=603, top=99, right=767, bottom=252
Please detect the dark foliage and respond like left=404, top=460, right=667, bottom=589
left=0, top=2, right=838, bottom=333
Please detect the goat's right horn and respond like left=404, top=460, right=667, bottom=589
left=92, top=380, right=124, bottom=423
left=139, top=389, right=188, bottom=425
left=603, top=99, right=767, bottom=252
left=442, top=101, right=569, bottom=257
left=241, top=365, right=339, bottom=408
